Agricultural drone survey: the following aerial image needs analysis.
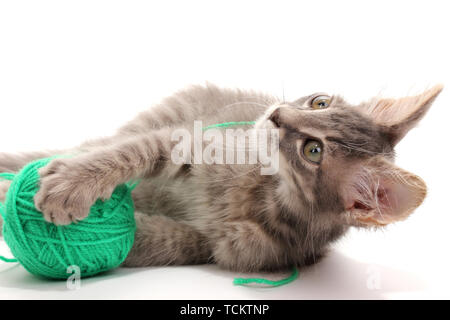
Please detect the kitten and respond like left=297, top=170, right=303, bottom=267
left=0, top=84, right=443, bottom=272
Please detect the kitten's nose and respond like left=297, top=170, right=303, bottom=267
left=268, top=108, right=281, bottom=127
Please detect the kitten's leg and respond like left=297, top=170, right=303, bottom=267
left=213, top=221, right=329, bottom=272
left=122, top=212, right=211, bottom=267
left=34, top=129, right=176, bottom=225
left=116, top=84, right=274, bottom=135
left=0, top=151, right=59, bottom=173
left=213, top=221, right=289, bottom=272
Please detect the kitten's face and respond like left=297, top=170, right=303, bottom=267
left=264, top=86, right=443, bottom=227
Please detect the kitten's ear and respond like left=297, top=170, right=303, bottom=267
left=363, top=85, right=443, bottom=145
left=342, top=157, right=426, bottom=227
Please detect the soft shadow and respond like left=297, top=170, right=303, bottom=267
left=203, top=250, right=427, bottom=299
left=0, top=250, right=426, bottom=298
left=0, top=262, right=149, bottom=292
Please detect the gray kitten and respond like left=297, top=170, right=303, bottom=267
left=0, top=84, right=443, bottom=272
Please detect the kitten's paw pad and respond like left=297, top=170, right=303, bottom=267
left=34, top=159, right=111, bottom=226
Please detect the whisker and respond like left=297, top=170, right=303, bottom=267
left=331, top=140, right=392, bottom=156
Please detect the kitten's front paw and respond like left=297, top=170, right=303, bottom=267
left=34, top=158, right=114, bottom=225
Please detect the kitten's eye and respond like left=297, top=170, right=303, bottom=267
left=311, top=95, right=331, bottom=109
left=303, top=140, right=323, bottom=163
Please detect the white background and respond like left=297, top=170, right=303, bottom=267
left=0, top=0, right=449, bottom=299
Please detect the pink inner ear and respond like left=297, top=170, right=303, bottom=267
left=343, top=161, right=427, bottom=226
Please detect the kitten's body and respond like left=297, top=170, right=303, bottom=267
left=123, top=85, right=345, bottom=271
left=0, top=84, right=442, bottom=272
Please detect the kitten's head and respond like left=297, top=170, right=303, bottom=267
left=264, top=85, right=443, bottom=227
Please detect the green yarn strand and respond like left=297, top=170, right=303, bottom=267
left=233, top=267, right=299, bottom=287
left=0, top=172, right=16, bottom=181
left=203, top=121, right=256, bottom=131
left=0, top=256, right=18, bottom=263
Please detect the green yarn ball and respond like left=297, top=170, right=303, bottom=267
left=0, top=158, right=136, bottom=279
